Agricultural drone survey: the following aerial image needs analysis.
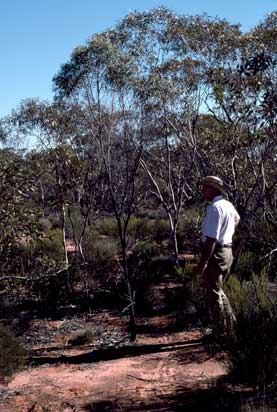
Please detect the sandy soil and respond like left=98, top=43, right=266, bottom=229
left=0, top=310, right=237, bottom=412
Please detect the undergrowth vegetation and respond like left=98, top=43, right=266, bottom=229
left=0, top=324, right=26, bottom=382
left=212, top=272, right=277, bottom=392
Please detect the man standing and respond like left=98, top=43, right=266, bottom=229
left=195, top=176, right=240, bottom=331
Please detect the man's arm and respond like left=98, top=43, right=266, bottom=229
left=194, top=236, right=217, bottom=274
left=234, top=209, right=240, bottom=227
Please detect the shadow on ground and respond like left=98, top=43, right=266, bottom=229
left=82, top=385, right=252, bottom=412
left=29, top=338, right=205, bottom=366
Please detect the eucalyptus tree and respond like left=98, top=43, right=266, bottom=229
left=53, top=6, right=247, bottom=270
left=111, top=8, right=276, bottom=270
left=111, top=8, right=245, bottom=262
left=8, top=100, right=76, bottom=267
left=7, top=99, right=108, bottom=277
left=54, top=28, right=146, bottom=340
left=112, top=8, right=203, bottom=262
left=0, top=148, right=39, bottom=281
left=199, top=11, right=277, bottom=271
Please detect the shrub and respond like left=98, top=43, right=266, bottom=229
left=31, top=267, right=71, bottom=310
left=224, top=271, right=273, bottom=315
left=241, top=398, right=277, bottom=412
left=235, top=250, right=262, bottom=280
left=33, top=229, right=65, bottom=262
left=17, top=229, right=65, bottom=270
left=48, top=214, right=61, bottom=229
left=128, top=241, right=159, bottom=278
left=37, top=217, right=52, bottom=232
left=151, top=219, right=171, bottom=243
left=0, top=229, right=67, bottom=308
left=176, top=264, right=207, bottom=325
left=96, top=218, right=118, bottom=238
left=177, top=209, right=201, bottom=251
left=69, top=326, right=95, bottom=345
left=215, top=272, right=277, bottom=391
left=126, top=217, right=154, bottom=241
left=225, top=308, right=277, bottom=390
left=0, top=324, right=26, bottom=382
left=127, top=241, right=160, bottom=312
left=82, top=237, right=119, bottom=301
left=84, top=238, right=117, bottom=269
left=0, top=228, right=65, bottom=283
left=136, top=207, right=164, bottom=220
left=20, top=229, right=68, bottom=304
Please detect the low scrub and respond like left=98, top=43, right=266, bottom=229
left=69, top=326, right=96, bottom=346
left=217, top=273, right=277, bottom=391
left=127, top=217, right=154, bottom=241
left=0, top=324, right=26, bottom=382
left=177, top=209, right=201, bottom=251
left=127, top=241, right=161, bottom=313
left=235, top=250, right=262, bottom=280
left=151, top=219, right=171, bottom=244
left=84, top=237, right=118, bottom=273
left=95, top=218, right=118, bottom=238
left=176, top=263, right=207, bottom=325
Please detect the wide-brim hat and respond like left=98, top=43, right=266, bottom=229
left=201, top=176, right=226, bottom=195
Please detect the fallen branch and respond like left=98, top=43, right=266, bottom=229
left=127, top=374, right=158, bottom=382
left=0, top=266, right=71, bottom=283
left=261, top=248, right=277, bottom=261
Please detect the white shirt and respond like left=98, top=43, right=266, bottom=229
left=201, top=195, right=240, bottom=245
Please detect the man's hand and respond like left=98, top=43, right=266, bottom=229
left=194, top=237, right=217, bottom=275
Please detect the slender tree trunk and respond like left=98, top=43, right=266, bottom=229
left=121, top=235, right=136, bottom=341
left=61, top=203, right=69, bottom=266
left=127, top=283, right=136, bottom=342
left=68, top=206, right=88, bottom=264
left=172, top=224, right=179, bottom=265
left=168, top=213, right=179, bottom=265
left=78, top=241, right=86, bottom=264
left=61, top=202, right=71, bottom=294
left=39, top=180, right=45, bottom=218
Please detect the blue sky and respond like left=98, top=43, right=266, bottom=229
left=0, top=0, right=276, bottom=117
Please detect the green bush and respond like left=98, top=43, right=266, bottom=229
left=128, top=241, right=160, bottom=281
left=0, top=229, right=66, bottom=305
left=82, top=237, right=119, bottom=296
left=235, top=250, right=262, bottom=280
left=33, top=229, right=65, bottom=262
left=224, top=272, right=273, bottom=315
left=225, top=309, right=277, bottom=390
left=223, top=274, right=253, bottom=315
left=96, top=218, right=118, bottom=238
left=235, top=210, right=277, bottom=280
left=177, top=209, right=201, bottom=250
left=240, top=398, right=277, bottom=412
left=126, top=217, right=154, bottom=241
left=176, top=264, right=207, bottom=325
left=127, top=241, right=160, bottom=312
left=37, top=217, right=52, bottom=232
left=0, top=324, right=26, bottom=382
left=136, top=207, right=164, bottom=220
left=216, top=272, right=277, bottom=390
left=151, top=219, right=171, bottom=243
left=31, top=267, right=71, bottom=309
left=17, top=229, right=65, bottom=270
left=84, top=238, right=117, bottom=267
left=69, top=326, right=95, bottom=345
left=48, top=214, right=61, bottom=229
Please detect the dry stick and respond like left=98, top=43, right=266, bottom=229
left=127, top=374, right=158, bottom=382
